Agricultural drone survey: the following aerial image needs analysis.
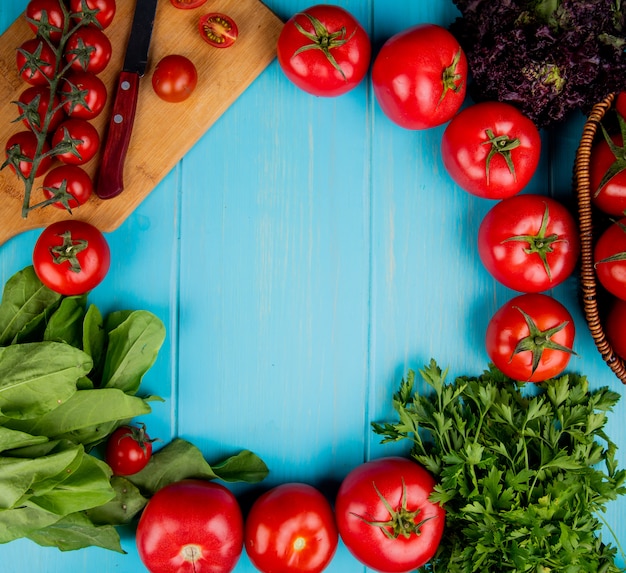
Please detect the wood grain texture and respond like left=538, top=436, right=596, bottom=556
left=0, top=0, right=282, bottom=244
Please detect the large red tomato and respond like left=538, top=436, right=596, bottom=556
left=335, top=457, right=445, bottom=573
left=372, top=24, right=467, bottom=130
left=594, top=217, right=626, bottom=301
left=485, top=293, right=576, bottom=382
left=136, top=479, right=244, bottom=573
left=478, top=194, right=580, bottom=292
left=277, top=5, right=371, bottom=97
left=589, top=133, right=626, bottom=217
left=245, top=483, right=338, bottom=573
left=441, top=101, right=541, bottom=199
left=33, top=220, right=110, bottom=295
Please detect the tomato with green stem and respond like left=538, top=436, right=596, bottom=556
left=26, top=0, right=66, bottom=43
left=60, top=71, right=108, bottom=119
left=16, top=85, right=65, bottom=132
left=16, top=38, right=56, bottom=86
left=65, top=26, right=112, bottom=74
left=485, top=293, right=576, bottom=382
left=51, top=118, right=100, bottom=165
left=42, top=164, right=93, bottom=210
left=277, top=5, right=371, bottom=97
left=69, top=0, right=117, bottom=29
left=594, top=217, right=626, bottom=301
left=4, top=131, right=52, bottom=179
left=198, top=13, right=239, bottom=48
left=105, top=424, right=155, bottom=476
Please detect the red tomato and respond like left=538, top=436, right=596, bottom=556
left=170, top=0, right=207, bottom=8
left=69, top=0, right=117, bottom=29
left=589, top=133, right=626, bottom=217
left=594, top=217, right=626, bottom=301
left=605, top=298, right=626, bottom=360
left=198, top=13, right=239, bottom=49
left=277, top=5, right=371, bottom=97
left=26, top=0, right=66, bottom=42
left=136, top=479, right=244, bottom=573
left=151, top=55, right=198, bottom=103
left=16, top=86, right=65, bottom=132
left=335, top=457, right=445, bottom=573
left=245, top=483, right=338, bottom=573
left=372, top=24, right=466, bottom=129
left=42, top=165, right=93, bottom=210
left=65, top=27, right=112, bottom=74
left=51, top=118, right=100, bottom=165
left=485, top=293, right=576, bottom=382
left=478, top=194, right=580, bottom=293
left=33, top=220, right=111, bottom=295
left=441, top=101, right=541, bottom=199
left=60, top=71, right=108, bottom=119
left=5, top=131, right=52, bottom=179
left=105, top=424, right=154, bottom=476
left=16, top=38, right=56, bottom=86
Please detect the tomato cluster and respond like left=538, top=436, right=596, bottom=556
left=135, top=457, right=444, bottom=573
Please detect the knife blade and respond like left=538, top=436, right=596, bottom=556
left=96, top=0, right=158, bottom=200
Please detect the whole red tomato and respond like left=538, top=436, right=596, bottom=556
left=605, top=298, right=626, bottom=361
left=151, top=55, right=198, bottom=103
left=26, top=0, right=66, bottom=42
left=42, top=165, right=93, bottom=210
left=372, top=24, right=467, bottom=130
left=69, top=0, right=117, bottom=29
left=33, top=220, right=110, bottom=295
left=335, top=457, right=445, bottom=573
left=478, top=194, right=580, bottom=293
left=17, top=86, right=65, bottom=132
left=60, top=71, right=108, bottom=119
left=16, top=38, right=56, bottom=86
left=589, top=133, right=626, bottom=217
left=441, top=101, right=541, bottom=199
left=594, top=217, right=626, bottom=301
left=5, top=130, right=52, bottom=179
left=65, top=26, right=112, bottom=74
left=136, top=479, right=244, bottom=573
left=277, top=5, right=371, bottom=97
left=485, top=293, right=576, bottom=382
left=105, top=424, right=154, bottom=476
left=52, top=118, right=101, bottom=165
left=245, top=483, right=338, bottom=573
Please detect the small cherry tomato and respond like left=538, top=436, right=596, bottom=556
left=26, top=0, right=66, bottom=43
left=198, top=13, right=239, bottom=48
left=485, top=293, right=576, bottom=382
left=245, top=483, right=338, bottom=573
left=151, top=55, right=198, bottom=103
left=4, top=131, right=52, bottom=179
left=69, top=0, right=117, bottom=29
left=60, top=71, right=108, bottom=119
left=105, top=424, right=155, bottom=476
left=65, top=26, right=112, bottom=74
left=51, top=118, right=100, bottom=165
left=16, top=38, right=56, bottom=86
left=594, top=217, right=626, bottom=301
left=16, top=85, right=65, bottom=132
left=42, top=165, right=93, bottom=210
left=170, top=0, right=207, bottom=8
left=33, top=220, right=111, bottom=295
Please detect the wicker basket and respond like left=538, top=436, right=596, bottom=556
left=574, top=92, right=626, bottom=384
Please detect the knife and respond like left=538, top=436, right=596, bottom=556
left=96, top=0, right=158, bottom=200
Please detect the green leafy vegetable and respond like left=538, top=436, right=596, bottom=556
left=373, top=360, right=626, bottom=573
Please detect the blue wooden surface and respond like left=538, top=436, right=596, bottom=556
left=1, top=1, right=625, bottom=571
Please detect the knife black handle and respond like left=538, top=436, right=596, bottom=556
left=96, top=70, right=140, bottom=200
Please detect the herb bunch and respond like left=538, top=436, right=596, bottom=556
left=373, top=360, right=626, bottom=572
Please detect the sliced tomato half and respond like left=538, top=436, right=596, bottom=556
left=198, top=13, right=239, bottom=48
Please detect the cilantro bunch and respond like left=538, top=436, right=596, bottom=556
left=373, top=361, right=626, bottom=572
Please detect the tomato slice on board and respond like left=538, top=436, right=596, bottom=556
left=170, top=0, right=207, bottom=8
left=198, top=13, right=239, bottom=48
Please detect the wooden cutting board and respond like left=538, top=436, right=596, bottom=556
left=0, top=0, right=283, bottom=246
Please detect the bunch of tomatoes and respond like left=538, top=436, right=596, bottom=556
left=276, top=4, right=586, bottom=384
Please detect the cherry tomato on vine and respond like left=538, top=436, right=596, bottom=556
left=16, top=38, right=56, bottom=86
left=478, top=194, right=580, bottom=293
left=372, top=24, right=466, bottom=129
left=277, top=5, right=371, bottom=97
left=594, top=217, right=626, bottom=301
left=245, top=483, right=338, bottom=573
left=136, top=479, right=244, bottom=573
left=52, top=118, right=100, bottom=165
left=589, top=132, right=626, bottom=217
left=198, top=13, right=239, bottom=48
left=170, top=0, right=207, bottom=8
left=26, top=0, right=66, bottom=43
left=105, top=424, right=155, bottom=476
left=441, top=101, right=541, bottom=199
left=69, top=0, right=117, bottom=29
left=65, top=26, right=112, bottom=74
left=335, top=457, right=445, bottom=573
left=33, top=220, right=110, bottom=295
left=151, top=55, right=198, bottom=103
left=4, top=131, right=51, bottom=179
left=60, top=71, right=108, bottom=119
left=16, top=86, right=65, bottom=133
left=42, top=165, right=93, bottom=210
left=485, top=293, right=576, bottom=382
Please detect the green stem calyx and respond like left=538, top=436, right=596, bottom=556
left=50, top=230, right=88, bottom=272
left=439, top=48, right=464, bottom=105
left=293, top=12, right=355, bottom=81
left=482, top=129, right=521, bottom=184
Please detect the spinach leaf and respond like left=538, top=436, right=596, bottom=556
left=82, top=304, right=106, bottom=380
left=212, top=449, right=271, bottom=483
left=85, top=476, right=148, bottom=525
left=44, top=295, right=87, bottom=348
left=0, top=427, right=48, bottom=454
